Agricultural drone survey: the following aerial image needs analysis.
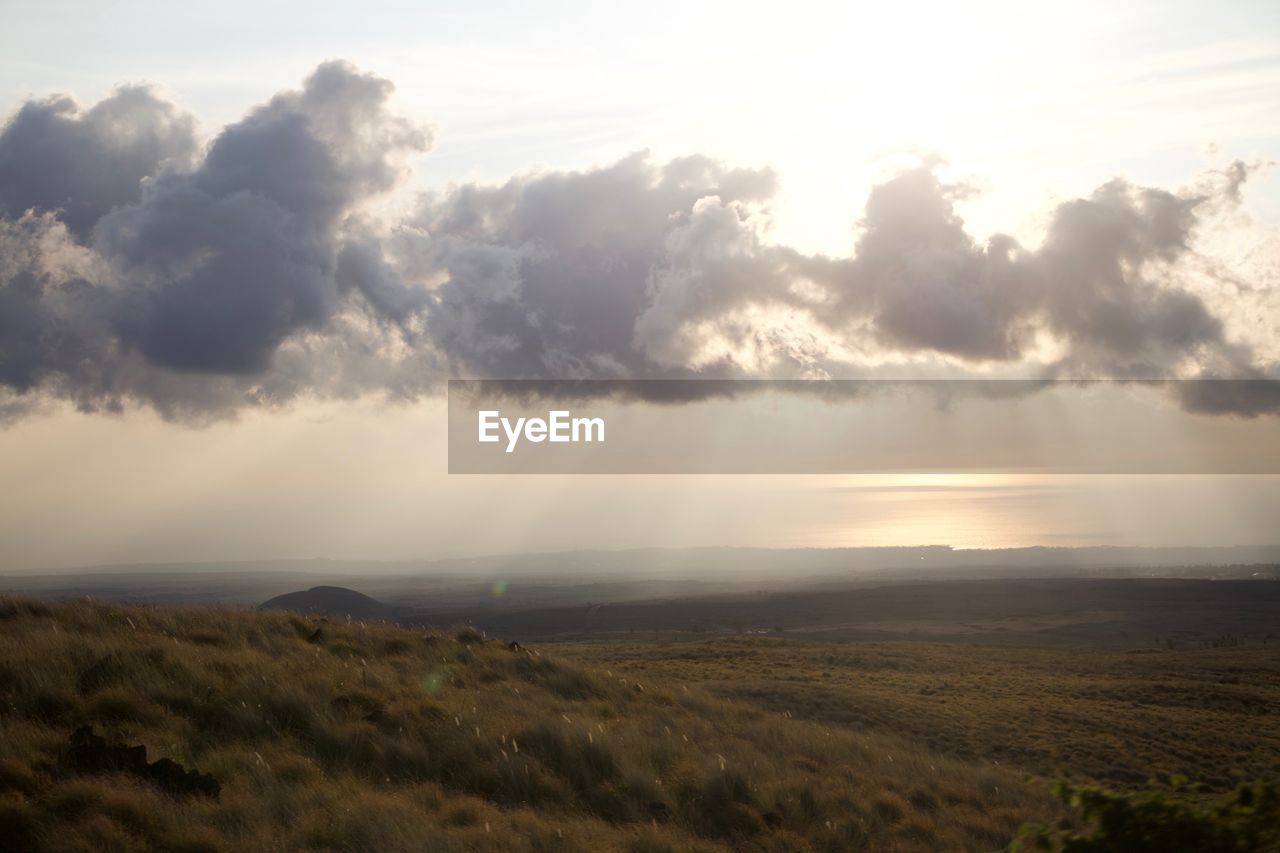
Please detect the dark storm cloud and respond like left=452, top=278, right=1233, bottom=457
left=0, top=86, right=198, bottom=239
left=1174, top=378, right=1280, bottom=416
left=0, top=62, right=1275, bottom=421
left=414, top=153, right=780, bottom=380
left=0, top=214, right=98, bottom=394
left=1035, top=179, right=1237, bottom=376
left=0, top=62, right=431, bottom=418
left=98, top=61, right=430, bottom=375
left=818, top=167, right=1040, bottom=360
left=421, top=156, right=1274, bottom=408
left=806, top=166, right=1252, bottom=376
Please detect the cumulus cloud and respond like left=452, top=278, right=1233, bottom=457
left=99, top=60, right=430, bottom=375
left=415, top=153, right=779, bottom=380
left=0, top=212, right=105, bottom=397
left=0, top=62, right=432, bottom=418
left=783, top=165, right=1258, bottom=381
left=0, top=62, right=1275, bottom=422
left=820, top=167, right=1040, bottom=361
left=0, top=86, right=197, bottom=239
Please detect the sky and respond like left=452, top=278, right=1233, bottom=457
left=0, top=0, right=1278, bottom=570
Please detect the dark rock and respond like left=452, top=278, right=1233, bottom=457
left=647, top=801, right=672, bottom=821
left=63, top=726, right=220, bottom=798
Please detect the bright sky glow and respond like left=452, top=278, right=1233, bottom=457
left=0, top=1, right=1277, bottom=569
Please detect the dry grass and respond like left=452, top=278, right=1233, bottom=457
left=558, top=637, right=1280, bottom=792
left=0, top=597, right=1066, bottom=851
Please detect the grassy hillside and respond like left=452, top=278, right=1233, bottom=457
left=560, top=638, right=1280, bottom=792
left=0, top=597, right=1064, bottom=852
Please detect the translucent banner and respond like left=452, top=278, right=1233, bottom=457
left=447, top=379, right=1280, bottom=474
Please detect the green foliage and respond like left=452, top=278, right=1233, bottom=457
left=1014, top=781, right=1280, bottom=852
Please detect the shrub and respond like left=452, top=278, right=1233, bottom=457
left=684, top=768, right=764, bottom=839
left=455, top=627, right=485, bottom=645
left=1015, top=781, right=1280, bottom=852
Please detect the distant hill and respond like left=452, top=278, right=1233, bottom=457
left=4, top=548, right=1278, bottom=614
left=260, top=585, right=398, bottom=620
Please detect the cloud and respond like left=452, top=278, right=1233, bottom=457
left=802, top=166, right=1255, bottom=378
left=98, top=60, right=430, bottom=376
left=0, top=212, right=105, bottom=398
left=0, top=62, right=1275, bottom=422
left=414, top=153, right=779, bottom=381
left=0, top=85, right=198, bottom=239
left=1, top=61, right=431, bottom=419
left=1035, top=179, right=1236, bottom=375
left=811, top=166, right=1040, bottom=361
